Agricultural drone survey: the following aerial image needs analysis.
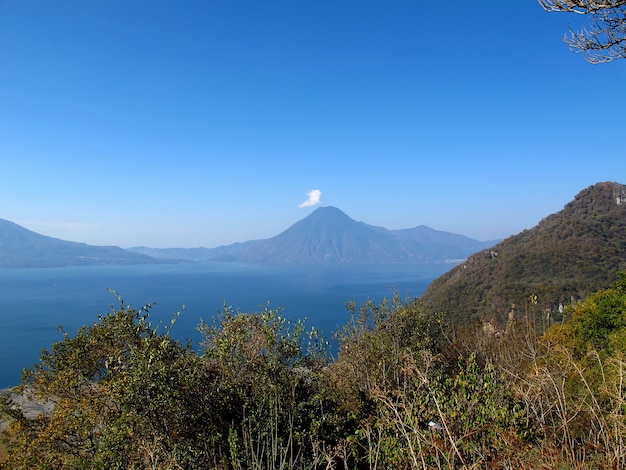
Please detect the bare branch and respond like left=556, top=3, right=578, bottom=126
left=538, top=0, right=626, bottom=62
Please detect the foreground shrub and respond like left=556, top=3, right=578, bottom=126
left=0, top=299, right=343, bottom=469
left=2, top=275, right=626, bottom=469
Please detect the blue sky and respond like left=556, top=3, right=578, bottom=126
left=1, top=1, right=624, bottom=248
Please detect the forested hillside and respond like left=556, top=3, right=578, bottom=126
left=420, top=182, right=626, bottom=328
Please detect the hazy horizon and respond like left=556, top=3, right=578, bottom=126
left=1, top=1, right=624, bottom=248
left=6, top=204, right=503, bottom=250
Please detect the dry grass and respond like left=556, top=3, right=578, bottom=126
left=0, top=443, right=7, bottom=464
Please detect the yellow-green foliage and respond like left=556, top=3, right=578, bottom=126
left=522, top=272, right=626, bottom=468
left=2, top=276, right=626, bottom=469
left=545, top=271, right=626, bottom=357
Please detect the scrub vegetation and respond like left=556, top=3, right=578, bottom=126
left=2, top=273, right=626, bottom=469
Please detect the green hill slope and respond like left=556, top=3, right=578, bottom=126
left=420, top=182, right=626, bottom=328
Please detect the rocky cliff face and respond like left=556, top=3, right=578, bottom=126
left=613, top=184, right=626, bottom=206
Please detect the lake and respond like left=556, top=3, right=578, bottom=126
left=0, top=262, right=452, bottom=388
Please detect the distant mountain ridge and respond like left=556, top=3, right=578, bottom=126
left=203, top=206, right=497, bottom=264
left=2, top=208, right=497, bottom=268
left=131, top=207, right=497, bottom=264
left=419, top=181, right=626, bottom=328
left=129, top=241, right=263, bottom=261
left=0, top=219, right=162, bottom=268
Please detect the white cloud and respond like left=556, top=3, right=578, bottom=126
left=299, top=189, right=323, bottom=208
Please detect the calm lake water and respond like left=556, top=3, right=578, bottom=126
left=0, top=262, right=452, bottom=388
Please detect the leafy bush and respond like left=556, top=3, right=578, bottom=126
left=3, top=274, right=626, bottom=468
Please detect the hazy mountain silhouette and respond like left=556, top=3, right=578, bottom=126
left=129, top=240, right=263, bottom=261
left=0, top=219, right=162, bottom=268
left=214, top=206, right=497, bottom=264
left=3, top=207, right=496, bottom=268
left=420, top=181, right=626, bottom=328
